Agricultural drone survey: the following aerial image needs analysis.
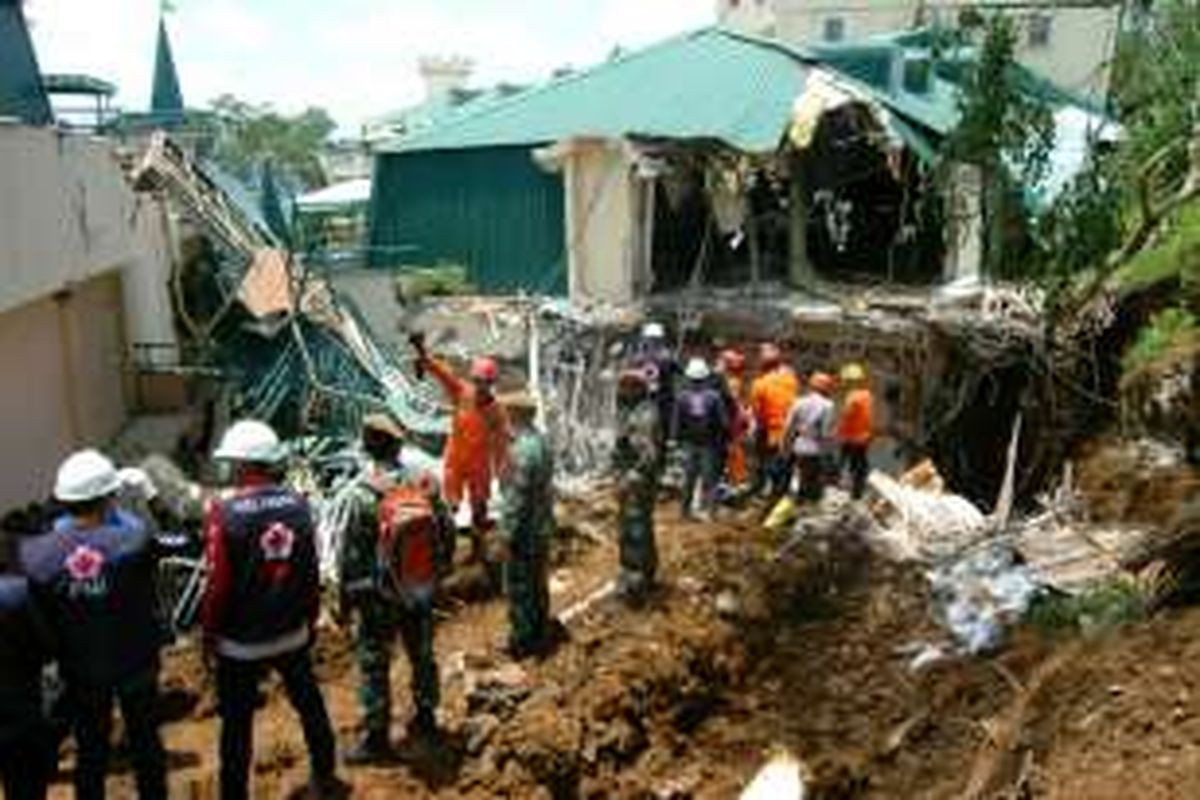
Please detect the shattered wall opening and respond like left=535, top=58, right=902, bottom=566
left=801, top=102, right=944, bottom=285
left=650, top=147, right=792, bottom=293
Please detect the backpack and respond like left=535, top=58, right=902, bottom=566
left=376, top=482, right=438, bottom=598
left=678, top=388, right=717, bottom=438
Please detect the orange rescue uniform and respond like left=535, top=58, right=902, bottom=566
left=426, top=357, right=511, bottom=515
left=724, top=374, right=750, bottom=485
left=837, top=388, right=874, bottom=446
left=750, top=366, right=801, bottom=450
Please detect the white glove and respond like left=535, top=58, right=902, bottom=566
left=118, top=467, right=159, bottom=502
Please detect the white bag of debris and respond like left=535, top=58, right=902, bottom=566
left=867, top=465, right=1040, bottom=654
left=868, top=471, right=987, bottom=561
left=929, top=540, right=1041, bottom=654
left=740, top=749, right=807, bottom=800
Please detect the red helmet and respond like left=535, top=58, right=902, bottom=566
left=470, top=357, right=499, bottom=383
left=809, top=372, right=835, bottom=395
left=759, top=343, right=782, bottom=368
left=617, top=367, right=650, bottom=388
left=720, top=349, right=746, bottom=374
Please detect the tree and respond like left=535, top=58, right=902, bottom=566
left=942, top=14, right=1055, bottom=278
left=1106, top=0, right=1199, bottom=260
left=208, top=94, right=336, bottom=190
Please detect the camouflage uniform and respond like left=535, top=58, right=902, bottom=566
left=613, top=397, right=663, bottom=601
left=338, top=467, right=446, bottom=739
left=499, top=427, right=556, bottom=655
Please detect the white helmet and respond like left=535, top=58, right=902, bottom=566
left=641, top=322, right=666, bottom=340
left=685, top=357, right=711, bottom=381
left=213, top=419, right=286, bottom=464
left=54, top=449, right=121, bottom=503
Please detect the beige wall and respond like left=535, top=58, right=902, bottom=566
left=561, top=139, right=641, bottom=305
left=0, top=124, right=177, bottom=511
left=717, top=0, right=1120, bottom=98
left=0, top=272, right=128, bottom=512
left=0, top=124, right=176, bottom=346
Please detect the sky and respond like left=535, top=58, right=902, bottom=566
left=26, top=0, right=714, bottom=134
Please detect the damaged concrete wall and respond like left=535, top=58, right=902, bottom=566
left=0, top=125, right=176, bottom=346
left=0, top=272, right=128, bottom=512
left=0, top=124, right=176, bottom=512
left=560, top=138, right=641, bottom=305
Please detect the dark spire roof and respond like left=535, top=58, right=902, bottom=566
left=0, top=0, right=52, bottom=125
left=151, top=16, right=184, bottom=123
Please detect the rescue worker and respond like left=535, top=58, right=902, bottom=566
left=613, top=368, right=664, bottom=604
left=339, top=414, right=446, bottom=764
left=718, top=349, right=751, bottom=490
left=414, top=344, right=510, bottom=565
left=496, top=392, right=559, bottom=659
left=837, top=363, right=875, bottom=500
left=0, top=535, right=56, bottom=800
left=750, top=343, right=801, bottom=500
left=634, top=322, right=678, bottom=457
left=20, top=450, right=168, bottom=800
left=784, top=373, right=836, bottom=505
left=201, top=420, right=343, bottom=800
left=673, top=358, right=728, bottom=521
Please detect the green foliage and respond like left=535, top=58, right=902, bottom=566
left=945, top=15, right=1055, bottom=187
left=1122, top=306, right=1198, bottom=375
left=209, top=94, right=335, bottom=190
left=1030, top=156, right=1124, bottom=292
left=395, top=265, right=474, bottom=302
left=942, top=15, right=1055, bottom=277
left=1117, top=201, right=1200, bottom=291
left=1110, top=0, right=1200, bottom=197
left=1026, top=579, right=1148, bottom=634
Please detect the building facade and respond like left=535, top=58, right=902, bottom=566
left=717, top=0, right=1123, bottom=99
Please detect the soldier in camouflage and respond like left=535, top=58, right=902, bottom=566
left=613, top=368, right=664, bottom=605
left=496, top=392, right=560, bottom=659
left=338, top=414, right=447, bottom=765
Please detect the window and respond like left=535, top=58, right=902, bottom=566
left=1028, top=13, right=1052, bottom=48
left=823, top=17, right=846, bottom=43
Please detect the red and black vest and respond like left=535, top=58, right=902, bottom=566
left=214, top=486, right=318, bottom=646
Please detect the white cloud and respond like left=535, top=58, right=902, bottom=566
left=27, top=0, right=714, bottom=133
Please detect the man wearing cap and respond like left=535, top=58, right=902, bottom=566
left=784, top=373, right=836, bottom=505
left=750, top=343, right=801, bottom=500
left=414, top=346, right=510, bottom=567
left=20, top=449, right=168, bottom=799
left=339, top=414, right=448, bottom=764
left=673, top=358, right=728, bottom=521
left=495, top=392, right=559, bottom=658
left=837, top=364, right=874, bottom=500
left=613, top=368, right=664, bottom=603
left=201, top=420, right=343, bottom=799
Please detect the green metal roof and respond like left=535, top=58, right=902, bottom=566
left=151, top=17, right=184, bottom=122
left=383, top=28, right=815, bottom=154
left=42, top=73, right=117, bottom=97
left=0, top=0, right=51, bottom=125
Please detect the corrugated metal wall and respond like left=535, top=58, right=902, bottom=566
left=368, top=146, right=567, bottom=295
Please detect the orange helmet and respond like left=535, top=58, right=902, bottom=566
left=720, top=349, right=746, bottom=374
left=759, top=343, right=782, bottom=368
left=470, top=357, right=499, bottom=383
left=809, top=372, right=835, bottom=395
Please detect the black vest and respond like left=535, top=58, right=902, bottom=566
left=20, top=510, right=162, bottom=687
left=0, top=574, right=52, bottom=740
left=216, top=486, right=318, bottom=646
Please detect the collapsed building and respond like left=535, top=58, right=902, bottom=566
left=353, top=26, right=1115, bottom=504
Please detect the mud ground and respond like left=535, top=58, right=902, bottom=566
left=47, top=492, right=1200, bottom=799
